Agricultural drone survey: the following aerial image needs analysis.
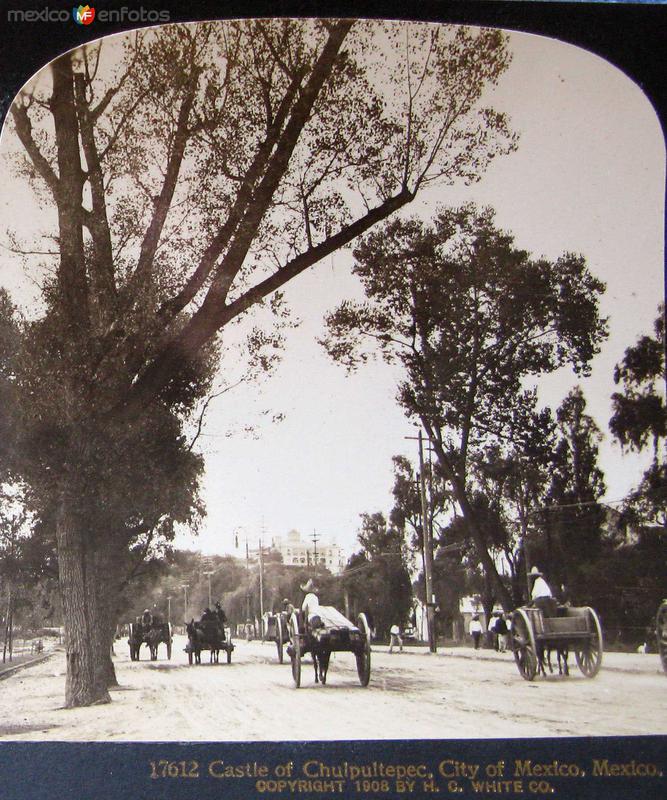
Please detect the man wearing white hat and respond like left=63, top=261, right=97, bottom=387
left=300, top=578, right=320, bottom=621
left=529, top=566, right=557, bottom=617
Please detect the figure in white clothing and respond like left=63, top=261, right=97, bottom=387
left=469, top=614, right=483, bottom=649
left=389, top=624, right=403, bottom=653
left=300, top=578, right=320, bottom=621
left=529, top=566, right=557, bottom=617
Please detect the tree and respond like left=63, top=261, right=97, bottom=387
left=3, top=19, right=516, bottom=705
left=322, top=205, right=608, bottom=609
left=388, top=454, right=454, bottom=572
left=534, top=387, right=607, bottom=603
left=472, top=403, right=557, bottom=603
left=343, top=513, right=413, bottom=639
left=610, top=304, right=666, bottom=529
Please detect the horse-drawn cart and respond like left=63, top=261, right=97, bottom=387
left=265, top=612, right=290, bottom=663
left=128, top=614, right=172, bottom=661
left=656, top=599, right=667, bottom=674
left=185, top=619, right=234, bottom=664
left=287, top=608, right=371, bottom=688
left=511, top=605, right=603, bottom=681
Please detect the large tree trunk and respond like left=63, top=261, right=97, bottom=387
left=96, top=568, right=119, bottom=689
left=56, top=498, right=111, bottom=707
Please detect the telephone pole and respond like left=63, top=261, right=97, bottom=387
left=181, top=584, right=189, bottom=622
left=418, top=430, right=437, bottom=653
left=406, top=429, right=437, bottom=653
left=311, top=529, right=320, bottom=566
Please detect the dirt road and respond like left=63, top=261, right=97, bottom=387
left=0, top=636, right=664, bottom=740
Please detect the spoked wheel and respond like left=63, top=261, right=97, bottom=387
left=166, top=640, right=172, bottom=660
left=512, top=609, right=538, bottom=681
left=356, top=613, right=372, bottom=687
left=226, top=644, right=232, bottom=664
left=289, top=612, right=301, bottom=688
left=276, top=615, right=284, bottom=664
left=574, top=607, right=603, bottom=678
left=657, top=601, right=667, bottom=674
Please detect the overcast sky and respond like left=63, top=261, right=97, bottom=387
left=1, top=23, right=664, bottom=559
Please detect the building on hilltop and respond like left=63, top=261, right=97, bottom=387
left=271, top=529, right=346, bottom=574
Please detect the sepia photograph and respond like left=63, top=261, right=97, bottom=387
left=0, top=2, right=664, bottom=772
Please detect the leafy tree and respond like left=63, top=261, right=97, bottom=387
left=610, top=305, right=666, bottom=529
left=389, top=454, right=454, bottom=561
left=3, top=19, right=516, bottom=705
left=533, top=387, right=607, bottom=603
left=472, top=402, right=557, bottom=603
left=322, top=205, right=608, bottom=609
left=343, top=512, right=413, bottom=638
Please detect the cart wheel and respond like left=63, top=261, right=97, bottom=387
left=574, top=607, right=603, bottom=678
left=289, top=612, right=301, bottom=688
left=227, top=645, right=232, bottom=664
left=277, top=615, right=284, bottom=664
left=512, top=609, right=538, bottom=681
left=356, top=613, right=372, bottom=687
left=166, top=640, right=172, bottom=660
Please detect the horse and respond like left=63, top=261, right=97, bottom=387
left=537, top=643, right=570, bottom=676
left=308, top=615, right=332, bottom=684
left=186, top=619, right=204, bottom=664
left=145, top=626, right=165, bottom=661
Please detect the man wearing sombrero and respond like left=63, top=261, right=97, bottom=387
left=529, top=566, right=557, bottom=617
left=300, top=578, right=320, bottom=621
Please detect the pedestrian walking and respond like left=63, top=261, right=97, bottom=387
left=496, top=613, right=509, bottom=652
left=389, top=623, right=403, bottom=653
left=489, top=612, right=500, bottom=650
left=469, top=614, right=483, bottom=650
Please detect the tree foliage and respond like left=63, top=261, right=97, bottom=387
left=3, top=18, right=517, bottom=705
left=529, top=387, right=607, bottom=603
left=322, top=205, right=608, bottom=609
left=610, top=305, right=666, bottom=529
left=343, top=512, right=413, bottom=638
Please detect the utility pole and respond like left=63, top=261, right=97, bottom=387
left=205, top=572, right=213, bottom=607
left=181, top=584, right=189, bottom=621
left=418, top=430, right=437, bottom=653
left=166, top=595, right=172, bottom=625
left=258, top=536, right=265, bottom=635
left=311, top=529, right=320, bottom=567
left=406, top=429, right=437, bottom=653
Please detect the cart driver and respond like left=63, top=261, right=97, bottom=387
left=214, top=601, right=227, bottom=625
left=300, top=578, right=320, bottom=621
left=529, top=566, right=557, bottom=617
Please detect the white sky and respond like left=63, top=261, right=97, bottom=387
left=0, top=25, right=664, bottom=559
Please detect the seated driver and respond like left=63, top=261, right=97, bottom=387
left=529, top=566, right=558, bottom=617
left=300, top=578, right=320, bottom=624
